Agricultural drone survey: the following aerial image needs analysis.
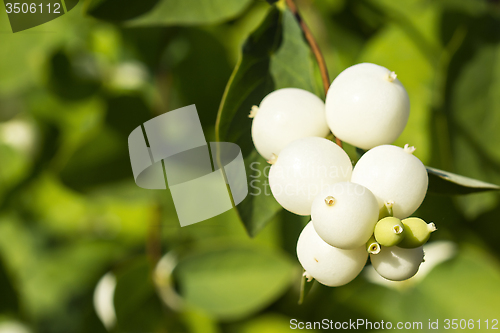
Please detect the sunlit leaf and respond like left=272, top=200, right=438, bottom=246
left=427, top=166, right=500, bottom=195
left=174, top=245, right=296, bottom=320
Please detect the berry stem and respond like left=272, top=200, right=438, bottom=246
left=298, top=271, right=314, bottom=305
left=284, top=0, right=343, bottom=149
left=366, top=236, right=381, bottom=255
left=385, top=200, right=395, bottom=217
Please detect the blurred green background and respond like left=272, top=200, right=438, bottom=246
left=0, top=0, right=500, bottom=332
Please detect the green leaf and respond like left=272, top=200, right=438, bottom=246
left=6, top=0, right=65, bottom=33
left=64, top=0, right=79, bottom=12
left=48, top=50, right=100, bottom=101
left=216, top=5, right=320, bottom=236
left=86, top=0, right=160, bottom=21
left=449, top=42, right=500, bottom=217
left=452, top=44, right=500, bottom=163
left=216, top=6, right=282, bottom=237
left=128, top=0, right=253, bottom=26
left=270, top=9, right=319, bottom=95
left=174, top=245, right=296, bottom=320
left=427, top=166, right=500, bottom=195
left=415, top=243, right=500, bottom=319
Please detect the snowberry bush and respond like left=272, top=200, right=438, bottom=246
left=250, top=63, right=437, bottom=286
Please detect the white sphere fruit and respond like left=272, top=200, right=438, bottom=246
left=370, top=245, right=424, bottom=281
left=251, top=88, right=330, bottom=160
left=269, top=137, right=352, bottom=215
left=297, top=222, right=368, bottom=287
left=325, top=63, right=410, bottom=149
left=351, top=144, right=428, bottom=219
left=311, top=182, right=379, bottom=249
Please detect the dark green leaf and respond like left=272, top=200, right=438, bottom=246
left=216, top=5, right=320, bottom=236
left=427, top=166, right=500, bottom=195
left=5, top=0, right=65, bottom=33
left=48, top=50, right=100, bottom=101
left=448, top=40, right=500, bottom=216
left=174, top=245, right=296, bottom=320
left=64, top=0, right=79, bottom=12
left=216, top=6, right=282, bottom=143
left=128, top=0, right=253, bottom=26
left=216, top=6, right=282, bottom=237
left=452, top=44, right=500, bottom=163
left=270, top=9, right=319, bottom=95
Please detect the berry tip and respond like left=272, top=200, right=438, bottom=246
left=324, top=196, right=336, bottom=206
left=388, top=71, right=397, bottom=82
left=248, top=105, right=259, bottom=118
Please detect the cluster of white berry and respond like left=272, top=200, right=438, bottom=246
left=250, top=63, right=436, bottom=287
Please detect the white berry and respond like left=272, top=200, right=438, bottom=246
left=351, top=144, right=428, bottom=219
left=269, top=137, right=352, bottom=215
left=297, top=222, right=368, bottom=287
left=370, top=245, right=424, bottom=281
left=311, top=182, right=379, bottom=249
left=325, top=63, right=410, bottom=149
left=251, top=88, right=330, bottom=160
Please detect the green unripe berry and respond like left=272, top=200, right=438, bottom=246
left=398, top=217, right=436, bottom=248
left=366, top=235, right=381, bottom=255
left=374, top=216, right=404, bottom=247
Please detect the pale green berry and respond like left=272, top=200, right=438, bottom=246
left=366, top=235, right=381, bottom=255
left=374, top=217, right=405, bottom=247
left=398, top=217, right=437, bottom=248
left=370, top=245, right=424, bottom=281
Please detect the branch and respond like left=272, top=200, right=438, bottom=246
left=285, top=0, right=343, bottom=148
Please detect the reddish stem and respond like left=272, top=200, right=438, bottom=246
left=285, top=0, right=343, bottom=148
